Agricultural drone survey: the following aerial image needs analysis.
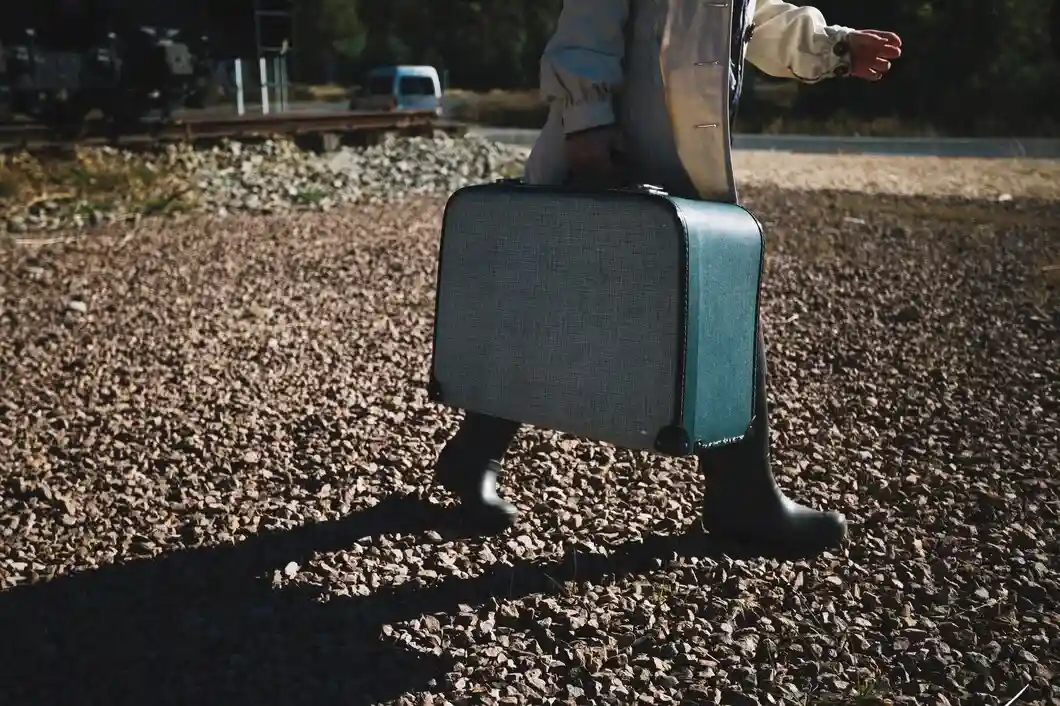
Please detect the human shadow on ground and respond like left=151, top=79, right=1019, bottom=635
left=0, top=492, right=819, bottom=706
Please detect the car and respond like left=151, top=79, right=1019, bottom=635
left=350, top=65, right=443, bottom=116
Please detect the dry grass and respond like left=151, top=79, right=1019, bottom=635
left=0, top=148, right=195, bottom=222
left=735, top=150, right=1060, bottom=290
left=445, top=87, right=928, bottom=135
left=742, top=113, right=942, bottom=137
left=289, top=83, right=355, bottom=103
left=733, top=151, right=1060, bottom=201
left=446, top=89, right=550, bottom=129
left=445, top=87, right=1052, bottom=137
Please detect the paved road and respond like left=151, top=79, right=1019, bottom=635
left=180, top=100, right=1060, bottom=159
left=466, top=126, right=1060, bottom=159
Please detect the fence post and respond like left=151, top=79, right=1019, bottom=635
left=234, top=58, right=245, bottom=116
left=259, top=56, right=270, bottom=114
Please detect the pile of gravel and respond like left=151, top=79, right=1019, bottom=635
left=194, top=133, right=529, bottom=215
left=3, top=134, right=530, bottom=233
left=0, top=184, right=1057, bottom=705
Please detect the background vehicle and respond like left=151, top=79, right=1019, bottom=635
left=0, top=0, right=272, bottom=130
left=0, top=24, right=210, bottom=129
left=350, top=65, right=443, bottom=116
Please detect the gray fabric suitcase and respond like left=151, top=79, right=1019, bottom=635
left=428, top=179, right=765, bottom=456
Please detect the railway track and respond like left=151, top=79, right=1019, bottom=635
left=0, top=109, right=468, bottom=151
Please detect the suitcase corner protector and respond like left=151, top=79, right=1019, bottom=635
left=654, top=425, right=692, bottom=457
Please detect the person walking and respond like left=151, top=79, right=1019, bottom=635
left=434, top=0, right=902, bottom=554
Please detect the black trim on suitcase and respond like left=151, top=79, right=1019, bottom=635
left=427, top=377, right=443, bottom=402
left=426, top=193, right=456, bottom=407
left=653, top=196, right=693, bottom=456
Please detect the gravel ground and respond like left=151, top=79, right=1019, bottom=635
left=1, top=139, right=1059, bottom=706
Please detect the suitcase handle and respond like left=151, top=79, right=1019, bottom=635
left=494, top=177, right=669, bottom=197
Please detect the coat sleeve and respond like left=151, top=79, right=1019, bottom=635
left=746, top=0, right=855, bottom=83
left=539, top=0, right=631, bottom=134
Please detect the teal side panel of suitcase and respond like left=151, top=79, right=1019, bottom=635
left=674, top=198, right=765, bottom=448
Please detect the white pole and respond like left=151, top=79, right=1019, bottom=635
left=234, top=58, right=245, bottom=116
left=259, top=56, right=269, bottom=114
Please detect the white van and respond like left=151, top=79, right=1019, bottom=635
left=351, top=65, right=443, bottom=116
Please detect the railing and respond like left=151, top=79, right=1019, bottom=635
left=232, top=54, right=291, bottom=116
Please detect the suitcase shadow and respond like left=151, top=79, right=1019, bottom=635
left=0, top=491, right=822, bottom=705
left=432, top=501, right=831, bottom=566
left=429, top=517, right=829, bottom=594
left=0, top=493, right=452, bottom=706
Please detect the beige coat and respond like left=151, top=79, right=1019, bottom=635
left=525, top=0, right=855, bottom=202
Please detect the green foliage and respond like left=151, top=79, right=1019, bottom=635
left=292, top=0, right=1060, bottom=136
left=292, top=0, right=368, bottom=80
left=790, top=0, right=1060, bottom=134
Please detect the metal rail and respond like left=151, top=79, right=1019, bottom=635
left=0, top=109, right=455, bottom=151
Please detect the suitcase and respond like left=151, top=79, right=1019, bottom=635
left=428, top=179, right=765, bottom=456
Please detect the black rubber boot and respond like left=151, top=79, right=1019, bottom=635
left=434, top=411, right=522, bottom=533
left=698, top=325, right=847, bottom=553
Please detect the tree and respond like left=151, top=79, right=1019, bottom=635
left=287, top=0, right=1060, bottom=135
left=293, top=0, right=367, bottom=82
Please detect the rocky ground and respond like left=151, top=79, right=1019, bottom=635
left=0, top=136, right=1058, bottom=706
left=1, top=134, right=529, bottom=234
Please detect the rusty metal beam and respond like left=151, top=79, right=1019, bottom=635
left=0, top=109, right=448, bottom=151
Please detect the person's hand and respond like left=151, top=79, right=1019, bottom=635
left=847, top=30, right=903, bottom=81
left=564, top=124, right=627, bottom=187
